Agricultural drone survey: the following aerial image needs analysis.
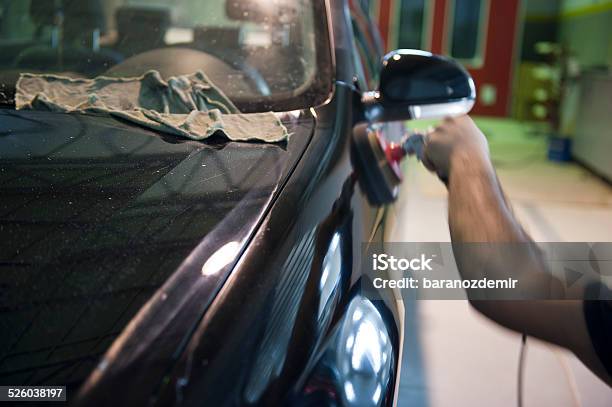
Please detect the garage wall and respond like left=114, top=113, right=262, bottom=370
left=521, top=0, right=559, bottom=62
left=558, top=0, right=612, bottom=69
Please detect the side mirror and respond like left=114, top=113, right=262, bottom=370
left=363, top=49, right=476, bottom=122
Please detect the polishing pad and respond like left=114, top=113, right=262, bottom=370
left=352, top=123, right=403, bottom=206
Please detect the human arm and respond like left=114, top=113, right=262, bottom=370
left=421, top=115, right=612, bottom=385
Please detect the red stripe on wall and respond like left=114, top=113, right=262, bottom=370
left=430, top=0, right=447, bottom=54
left=377, top=0, right=393, bottom=50
left=468, top=0, right=520, bottom=116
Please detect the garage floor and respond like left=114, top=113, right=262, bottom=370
left=385, top=117, right=612, bottom=406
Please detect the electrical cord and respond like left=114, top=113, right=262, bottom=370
left=517, top=334, right=527, bottom=407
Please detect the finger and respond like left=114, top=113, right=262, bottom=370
left=421, top=151, right=436, bottom=172
left=430, top=124, right=447, bottom=139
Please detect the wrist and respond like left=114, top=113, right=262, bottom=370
left=449, top=149, right=494, bottom=178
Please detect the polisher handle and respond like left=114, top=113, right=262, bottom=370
left=401, top=132, right=426, bottom=161
left=402, top=131, right=449, bottom=185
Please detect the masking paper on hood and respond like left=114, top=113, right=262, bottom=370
left=15, top=70, right=289, bottom=142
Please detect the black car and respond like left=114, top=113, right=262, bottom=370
left=0, top=0, right=474, bottom=405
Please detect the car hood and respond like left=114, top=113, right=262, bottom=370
left=0, top=110, right=313, bottom=388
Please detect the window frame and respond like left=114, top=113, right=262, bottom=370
left=394, top=0, right=434, bottom=50
left=445, top=0, right=490, bottom=68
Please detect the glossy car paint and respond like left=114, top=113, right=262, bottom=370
left=0, top=1, right=404, bottom=405
left=152, top=86, right=404, bottom=406
left=0, top=109, right=313, bottom=389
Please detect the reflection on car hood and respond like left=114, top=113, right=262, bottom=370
left=0, top=110, right=313, bottom=388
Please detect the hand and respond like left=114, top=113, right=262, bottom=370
left=421, top=115, right=491, bottom=182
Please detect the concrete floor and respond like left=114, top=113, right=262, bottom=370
left=385, top=117, right=612, bottom=406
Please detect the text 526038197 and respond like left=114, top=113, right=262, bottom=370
left=0, top=386, right=66, bottom=402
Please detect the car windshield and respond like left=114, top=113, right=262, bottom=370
left=0, top=0, right=332, bottom=112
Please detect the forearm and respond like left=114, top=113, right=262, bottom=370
left=421, top=116, right=610, bottom=385
left=446, top=152, right=569, bottom=331
left=447, top=152, right=523, bottom=244
left=444, top=153, right=608, bottom=374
